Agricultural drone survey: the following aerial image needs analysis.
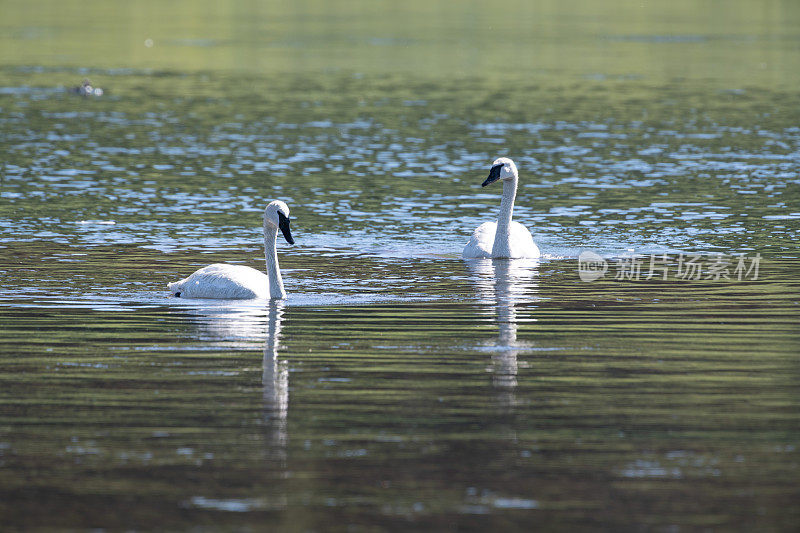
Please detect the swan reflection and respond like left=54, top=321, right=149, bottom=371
left=172, top=300, right=288, bottom=467
left=173, top=300, right=277, bottom=345
left=262, top=300, right=288, bottom=461
left=466, top=258, right=539, bottom=407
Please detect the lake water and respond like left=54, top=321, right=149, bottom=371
left=1, top=1, right=799, bottom=530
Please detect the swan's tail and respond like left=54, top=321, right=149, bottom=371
left=167, top=280, right=182, bottom=296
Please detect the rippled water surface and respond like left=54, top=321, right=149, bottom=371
left=1, top=0, right=799, bottom=530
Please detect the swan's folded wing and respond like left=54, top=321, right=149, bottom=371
left=509, top=221, right=540, bottom=259
left=169, top=264, right=268, bottom=299
left=462, top=221, right=496, bottom=258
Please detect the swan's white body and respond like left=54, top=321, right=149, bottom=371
left=463, top=220, right=538, bottom=259
left=168, top=263, right=271, bottom=299
left=463, top=157, right=540, bottom=259
left=168, top=200, right=294, bottom=300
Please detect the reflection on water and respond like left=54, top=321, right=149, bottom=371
left=168, top=299, right=290, bottom=470
left=467, top=258, right=540, bottom=407
left=262, top=300, right=288, bottom=465
left=176, top=301, right=277, bottom=344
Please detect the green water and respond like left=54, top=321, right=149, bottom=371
left=1, top=1, right=799, bottom=530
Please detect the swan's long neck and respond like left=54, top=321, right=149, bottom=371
left=492, top=176, right=518, bottom=258
left=264, top=225, right=287, bottom=299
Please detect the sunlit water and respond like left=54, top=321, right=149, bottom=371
left=2, top=1, right=800, bottom=530
left=2, top=73, right=799, bottom=259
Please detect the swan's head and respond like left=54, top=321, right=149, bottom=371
left=482, top=157, right=518, bottom=187
left=264, top=200, right=295, bottom=244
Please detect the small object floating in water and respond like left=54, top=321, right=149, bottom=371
left=168, top=200, right=295, bottom=300
left=462, top=157, right=540, bottom=259
left=70, top=79, right=104, bottom=97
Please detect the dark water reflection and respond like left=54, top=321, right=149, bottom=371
left=1, top=252, right=799, bottom=528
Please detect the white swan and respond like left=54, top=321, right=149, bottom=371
left=168, top=200, right=295, bottom=299
left=462, top=157, right=540, bottom=259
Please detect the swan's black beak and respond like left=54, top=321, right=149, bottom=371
left=482, top=164, right=503, bottom=187
left=278, top=212, right=294, bottom=244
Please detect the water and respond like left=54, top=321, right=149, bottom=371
left=2, top=1, right=800, bottom=530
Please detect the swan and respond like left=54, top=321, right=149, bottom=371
left=462, top=157, right=540, bottom=259
left=168, top=200, right=295, bottom=299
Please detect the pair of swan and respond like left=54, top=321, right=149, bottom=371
left=169, top=157, right=538, bottom=300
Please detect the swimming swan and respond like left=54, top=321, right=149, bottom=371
left=168, top=200, right=295, bottom=299
left=462, top=157, right=540, bottom=259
